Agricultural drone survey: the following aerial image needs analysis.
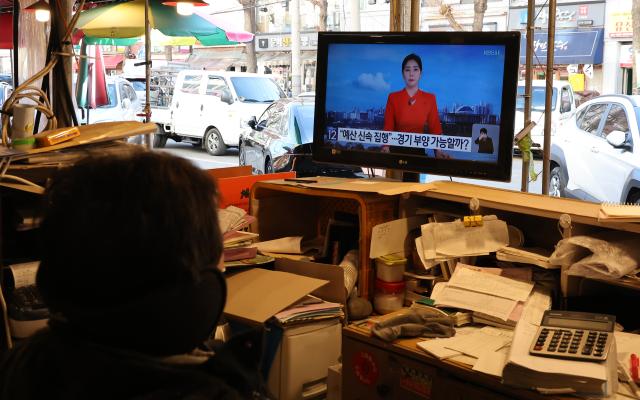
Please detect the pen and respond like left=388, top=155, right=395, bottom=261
left=284, top=178, right=318, bottom=184
left=632, top=353, right=639, bottom=383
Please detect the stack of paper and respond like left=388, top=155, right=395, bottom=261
left=219, top=206, right=261, bottom=266
left=496, top=246, right=557, bottom=269
left=273, top=295, right=343, bottom=325
left=417, top=326, right=513, bottom=367
left=502, top=319, right=617, bottom=396
left=430, top=267, right=534, bottom=324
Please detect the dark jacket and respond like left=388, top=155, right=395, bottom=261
left=0, top=326, right=266, bottom=400
left=475, top=136, right=494, bottom=154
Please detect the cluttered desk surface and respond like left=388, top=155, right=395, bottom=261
left=344, top=309, right=640, bottom=400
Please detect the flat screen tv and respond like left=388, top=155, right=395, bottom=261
left=312, top=31, right=521, bottom=182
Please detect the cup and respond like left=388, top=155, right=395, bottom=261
left=11, top=104, right=36, bottom=139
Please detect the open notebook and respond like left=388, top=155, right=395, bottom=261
left=598, top=203, right=640, bottom=222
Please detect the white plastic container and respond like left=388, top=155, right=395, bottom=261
left=375, top=254, right=407, bottom=282
left=373, top=279, right=406, bottom=314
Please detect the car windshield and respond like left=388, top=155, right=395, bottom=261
left=293, top=104, right=315, bottom=144
left=130, top=81, right=146, bottom=92
left=231, top=77, right=286, bottom=103
left=516, top=86, right=557, bottom=112
left=98, top=83, right=118, bottom=108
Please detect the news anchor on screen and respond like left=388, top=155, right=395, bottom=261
left=383, top=53, right=447, bottom=157
left=383, top=53, right=442, bottom=135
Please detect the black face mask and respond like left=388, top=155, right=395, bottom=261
left=47, top=267, right=227, bottom=357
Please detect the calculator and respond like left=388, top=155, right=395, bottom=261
left=529, top=310, right=615, bottom=362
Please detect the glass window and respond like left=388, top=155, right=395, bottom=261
left=578, top=103, right=607, bottom=135
left=180, top=75, right=202, bottom=94
left=99, top=83, right=118, bottom=108
left=265, top=101, right=286, bottom=130
left=516, top=86, right=557, bottom=112
left=293, top=104, right=315, bottom=144
left=124, top=84, right=137, bottom=102
left=602, top=104, right=630, bottom=137
left=230, top=77, right=286, bottom=103
left=206, top=76, right=229, bottom=97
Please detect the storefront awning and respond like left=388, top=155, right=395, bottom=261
left=103, top=54, right=124, bottom=70
left=0, top=14, right=12, bottom=49
left=519, top=28, right=604, bottom=65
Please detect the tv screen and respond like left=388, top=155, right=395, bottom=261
left=312, top=31, right=521, bottom=182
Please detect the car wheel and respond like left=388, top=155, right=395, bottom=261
left=548, top=166, right=566, bottom=198
left=264, top=157, right=273, bottom=174
left=204, top=128, right=226, bottom=156
left=152, top=126, right=167, bottom=148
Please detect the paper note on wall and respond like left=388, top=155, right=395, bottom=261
left=370, top=216, right=425, bottom=259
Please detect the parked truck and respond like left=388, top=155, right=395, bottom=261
left=514, top=80, right=577, bottom=153
left=151, top=70, right=286, bottom=155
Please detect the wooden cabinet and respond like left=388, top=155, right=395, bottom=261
left=250, top=181, right=398, bottom=299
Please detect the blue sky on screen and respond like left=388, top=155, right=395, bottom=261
left=326, top=43, right=506, bottom=113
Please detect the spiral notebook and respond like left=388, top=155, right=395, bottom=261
left=598, top=202, right=640, bottom=222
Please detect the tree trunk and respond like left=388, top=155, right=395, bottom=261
left=318, top=0, right=327, bottom=31
left=164, top=45, right=172, bottom=62
left=307, top=0, right=327, bottom=31
left=472, top=0, right=487, bottom=32
left=240, top=0, right=257, bottom=72
left=633, top=0, right=640, bottom=93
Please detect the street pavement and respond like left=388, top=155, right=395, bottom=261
left=160, top=142, right=544, bottom=195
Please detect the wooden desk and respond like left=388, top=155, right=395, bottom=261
left=342, top=324, right=570, bottom=400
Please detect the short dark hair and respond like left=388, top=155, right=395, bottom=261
left=480, top=128, right=488, bottom=134
left=37, top=149, right=225, bottom=355
left=402, top=53, right=423, bottom=72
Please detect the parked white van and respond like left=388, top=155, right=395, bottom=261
left=514, top=80, right=576, bottom=153
left=152, top=70, right=286, bottom=155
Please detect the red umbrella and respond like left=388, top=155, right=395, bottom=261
left=0, top=14, right=13, bottom=49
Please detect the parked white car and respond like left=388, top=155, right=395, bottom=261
left=549, top=94, right=640, bottom=203
left=76, top=76, right=142, bottom=124
left=515, top=80, right=576, bottom=153
left=152, top=70, right=286, bottom=155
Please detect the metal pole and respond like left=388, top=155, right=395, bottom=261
left=542, top=0, right=556, bottom=195
left=144, top=0, right=152, bottom=147
left=520, top=0, right=535, bottom=192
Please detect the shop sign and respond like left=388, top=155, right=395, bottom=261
left=509, top=2, right=605, bottom=30
left=619, top=45, right=633, bottom=68
left=255, top=32, right=318, bottom=52
left=567, top=64, right=578, bottom=73
left=519, top=29, right=604, bottom=65
left=608, top=11, right=632, bottom=38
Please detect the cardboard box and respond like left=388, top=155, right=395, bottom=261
left=207, top=167, right=296, bottom=212
left=224, top=258, right=346, bottom=325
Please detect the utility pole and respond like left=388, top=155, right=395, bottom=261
left=240, top=0, right=257, bottom=72
left=291, top=0, right=301, bottom=96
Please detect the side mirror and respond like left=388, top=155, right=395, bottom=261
left=247, top=116, right=257, bottom=129
left=122, top=98, right=132, bottom=110
left=221, top=90, right=233, bottom=104
left=606, top=130, right=628, bottom=148
left=560, top=101, right=572, bottom=113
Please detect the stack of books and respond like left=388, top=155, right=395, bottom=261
left=218, top=206, right=262, bottom=267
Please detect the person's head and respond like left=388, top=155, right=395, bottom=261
left=37, top=149, right=226, bottom=356
left=480, top=127, right=488, bottom=137
left=401, top=53, right=423, bottom=90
